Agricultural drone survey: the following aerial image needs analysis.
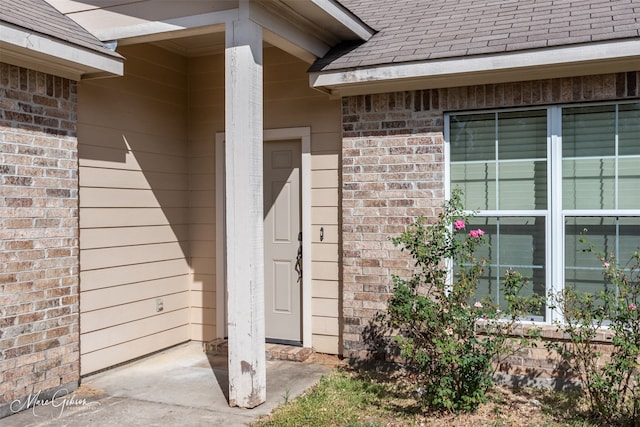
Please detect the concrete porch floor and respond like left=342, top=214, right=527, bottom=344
left=3, top=342, right=332, bottom=426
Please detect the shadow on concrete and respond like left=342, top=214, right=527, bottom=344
left=2, top=342, right=331, bottom=427
left=207, top=352, right=230, bottom=402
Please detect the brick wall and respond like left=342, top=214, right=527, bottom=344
left=341, top=71, right=640, bottom=361
left=0, top=63, right=79, bottom=418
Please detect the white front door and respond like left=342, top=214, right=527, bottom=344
left=216, top=128, right=311, bottom=346
left=263, top=140, right=302, bottom=343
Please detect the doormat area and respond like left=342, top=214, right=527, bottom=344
left=205, top=339, right=313, bottom=362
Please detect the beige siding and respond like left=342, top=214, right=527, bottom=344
left=312, top=280, right=339, bottom=299
left=187, top=47, right=342, bottom=353
left=265, top=48, right=341, bottom=354
left=80, top=259, right=189, bottom=292
left=264, top=49, right=341, bottom=353
left=79, top=326, right=190, bottom=375
left=78, top=44, right=190, bottom=375
left=77, top=41, right=341, bottom=372
left=187, top=53, right=223, bottom=343
left=80, top=225, right=189, bottom=249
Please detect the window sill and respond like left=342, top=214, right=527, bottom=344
left=521, top=323, right=615, bottom=344
left=477, top=321, right=616, bottom=344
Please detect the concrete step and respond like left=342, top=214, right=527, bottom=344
left=204, top=339, right=313, bottom=362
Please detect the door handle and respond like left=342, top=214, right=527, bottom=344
left=295, top=238, right=302, bottom=283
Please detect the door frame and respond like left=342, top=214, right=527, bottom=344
left=215, top=127, right=312, bottom=347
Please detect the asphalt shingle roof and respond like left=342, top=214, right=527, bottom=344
left=312, top=0, right=640, bottom=71
left=0, top=0, right=120, bottom=58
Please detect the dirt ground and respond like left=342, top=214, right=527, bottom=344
left=304, top=353, right=586, bottom=427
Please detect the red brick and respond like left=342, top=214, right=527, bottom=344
left=45, top=326, right=70, bottom=339
left=16, top=331, right=45, bottom=345
left=4, top=344, right=33, bottom=359
left=341, top=73, right=639, bottom=362
left=4, top=365, right=34, bottom=382
left=2, top=303, right=34, bottom=316
left=1, top=63, right=79, bottom=405
left=16, top=311, right=45, bottom=324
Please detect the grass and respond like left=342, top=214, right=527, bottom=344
left=254, top=367, right=602, bottom=427
left=254, top=370, right=411, bottom=427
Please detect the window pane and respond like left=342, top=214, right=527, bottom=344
left=450, top=113, right=495, bottom=162
left=619, top=158, right=640, bottom=209
left=451, top=162, right=496, bottom=210
left=563, top=105, right=615, bottom=158
left=469, top=217, right=498, bottom=305
left=499, top=161, right=547, bottom=210
left=566, top=216, right=640, bottom=309
left=563, top=158, right=615, bottom=209
left=619, top=217, right=640, bottom=263
left=497, top=110, right=547, bottom=160
left=497, top=217, right=545, bottom=271
left=565, top=217, right=614, bottom=295
left=468, top=217, right=546, bottom=317
left=619, top=103, right=640, bottom=156
left=447, top=103, right=640, bottom=325
left=470, top=217, right=496, bottom=264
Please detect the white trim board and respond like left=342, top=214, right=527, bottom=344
left=216, top=127, right=312, bottom=348
left=310, top=0, right=374, bottom=41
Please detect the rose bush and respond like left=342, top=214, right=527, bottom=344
left=384, top=189, right=542, bottom=412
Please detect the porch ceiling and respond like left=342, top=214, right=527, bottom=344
left=150, top=32, right=226, bottom=58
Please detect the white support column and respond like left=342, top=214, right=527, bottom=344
left=225, top=1, right=266, bottom=409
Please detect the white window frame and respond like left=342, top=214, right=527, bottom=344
left=445, top=101, right=640, bottom=324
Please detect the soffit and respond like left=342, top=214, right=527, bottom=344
left=44, top=0, right=371, bottom=62
left=45, top=0, right=238, bottom=37
left=151, top=32, right=226, bottom=58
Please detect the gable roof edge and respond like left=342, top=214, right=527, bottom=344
left=311, top=0, right=374, bottom=41
left=310, top=39, right=640, bottom=98
left=0, top=21, right=123, bottom=80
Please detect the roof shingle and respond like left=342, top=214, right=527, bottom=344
left=312, top=0, right=640, bottom=71
left=0, top=0, right=120, bottom=58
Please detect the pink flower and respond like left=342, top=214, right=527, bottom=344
left=629, top=304, right=637, bottom=311
left=454, top=220, right=466, bottom=230
left=603, top=262, right=610, bottom=268
left=469, top=229, right=484, bottom=238
left=474, top=301, right=483, bottom=308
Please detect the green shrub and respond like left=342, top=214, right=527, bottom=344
left=384, top=189, right=542, bottom=412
